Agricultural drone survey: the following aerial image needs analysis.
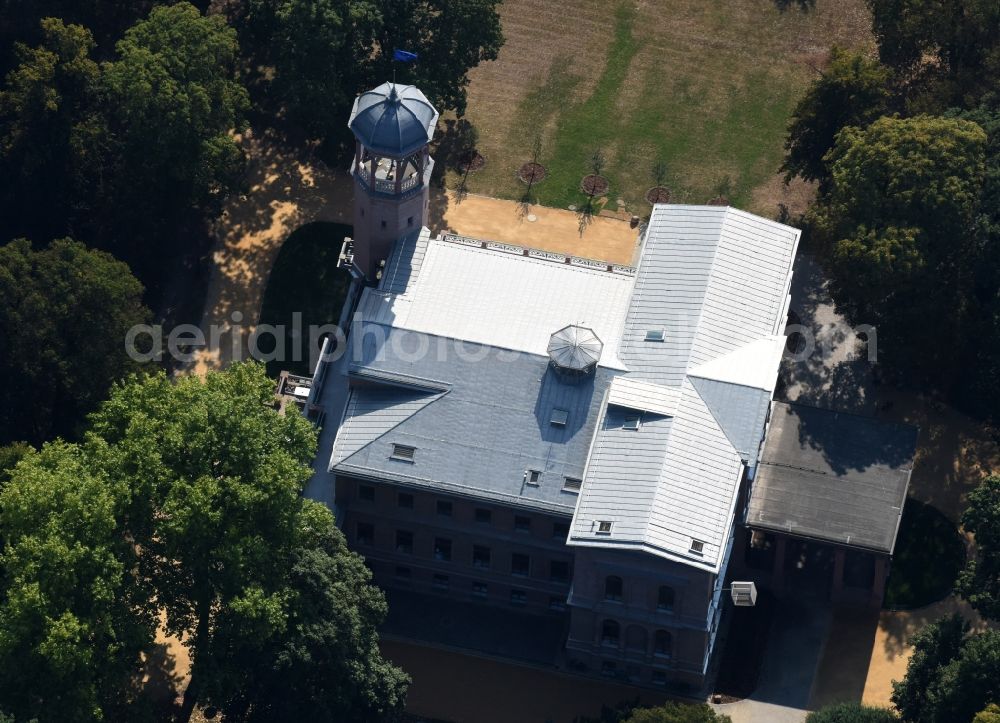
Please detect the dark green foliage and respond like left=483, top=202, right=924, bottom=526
left=241, top=0, right=502, bottom=142
left=957, top=475, right=1000, bottom=621
left=0, top=19, right=105, bottom=242
left=99, top=2, right=248, bottom=266
left=0, top=238, right=150, bottom=444
left=806, top=703, right=898, bottom=723
left=812, top=114, right=987, bottom=386
left=867, top=0, right=1000, bottom=110
left=86, top=363, right=407, bottom=722
left=782, top=47, right=892, bottom=189
left=890, top=614, right=1000, bottom=723
left=0, top=442, right=156, bottom=723
left=575, top=701, right=731, bottom=723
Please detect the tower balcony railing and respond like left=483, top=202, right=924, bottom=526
left=354, top=163, right=423, bottom=197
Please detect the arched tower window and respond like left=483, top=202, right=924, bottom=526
left=601, top=619, right=620, bottom=646
left=604, top=575, right=623, bottom=602
left=657, top=586, right=675, bottom=612
left=654, top=630, right=673, bottom=658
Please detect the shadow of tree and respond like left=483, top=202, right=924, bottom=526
left=774, top=0, right=816, bottom=11
left=142, top=640, right=184, bottom=715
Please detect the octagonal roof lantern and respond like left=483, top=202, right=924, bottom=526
left=548, top=325, right=603, bottom=379
left=348, top=82, right=439, bottom=157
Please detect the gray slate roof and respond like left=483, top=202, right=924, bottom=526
left=747, top=402, right=918, bottom=553
left=348, top=82, right=439, bottom=157
left=331, top=325, right=616, bottom=513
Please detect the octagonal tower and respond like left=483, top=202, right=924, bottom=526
left=348, top=82, right=439, bottom=281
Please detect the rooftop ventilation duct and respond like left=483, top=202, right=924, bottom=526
left=547, top=325, right=602, bottom=381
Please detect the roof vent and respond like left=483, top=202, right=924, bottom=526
left=547, top=325, right=603, bottom=382
left=550, top=408, right=569, bottom=427
left=525, top=469, right=541, bottom=486
left=390, top=443, right=416, bottom=462
left=689, top=539, right=705, bottom=555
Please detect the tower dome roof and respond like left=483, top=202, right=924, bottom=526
left=548, top=325, right=603, bottom=373
left=348, top=82, right=439, bottom=157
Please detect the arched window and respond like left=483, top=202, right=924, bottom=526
left=604, top=575, right=623, bottom=602
left=654, top=630, right=673, bottom=658
left=657, top=586, right=675, bottom=612
left=601, top=619, right=620, bottom=646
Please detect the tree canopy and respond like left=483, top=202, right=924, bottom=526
left=891, top=614, right=1000, bottom=723
left=957, top=475, right=1000, bottom=621
left=806, top=703, right=899, bottom=723
left=782, top=47, right=892, bottom=189
left=0, top=238, right=150, bottom=445
left=241, top=0, right=502, bottom=142
left=0, top=442, right=154, bottom=723
left=85, top=363, right=408, bottom=722
left=812, top=114, right=987, bottom=384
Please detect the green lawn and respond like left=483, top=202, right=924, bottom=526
left=257, top=222, right=353, bottom=378
left=441, top=0, right=871, bottom=215
left=884, top=499, right=966, bottom=610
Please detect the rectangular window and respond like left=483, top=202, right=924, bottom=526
left=511, top=553, right=530, bottom=577
left=689, top=539, right=705, bottom=555
left=436, top=500, right=452, bottom=517
left=475, top=508, right=492, bottom=525
left=433, top=537, right=452, bottom=562
left=472, top=581, right=488, bottom=598
left=390, top=443, right=416, bottom=462
left=597, top=520, right=613, bottom=535
left=407, top=216, right=414, bottom=227
left=563, top=477, right=582, bottom=492
left=514, top=515, right=531, bottom=533
left=550, top=408, right=569, bottom=427
left=526, top=469, right=541, bottom=486
left=397, top=492, right=414, bottom=509
left=356, top=522, right=374, bottom=545
left=645, top=329, right=665, bottom=342
left=553, top=521, right=570, bottom=540
left=549, top=596, right=566, bottom=612
left=623, top=416, right=641, bottom=431
left=510, top=589, right=527, bottom=606
left=358, top=484, right=375, bottom=502
left=549, top=560, right=570, bottom=584
left=432, top=573, right=449, bottom=590
left=472, top=545, right=491, bottom=569
left=395, top=530, right=413, bottom=554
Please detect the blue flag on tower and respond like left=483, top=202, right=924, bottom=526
left=393, top=49, right=419, bottom=63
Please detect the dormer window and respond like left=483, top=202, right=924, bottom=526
left=645, top=329, right=665, bottom=342
left=526, top=469, right=541, bottom=486
left=550, top=408, right=569, bottom=427
left=596, top=520, right=613, bottom=535
left=623, top=415, right=641, bottom=431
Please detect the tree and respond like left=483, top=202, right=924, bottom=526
left=0, top=238, right=150, bottom=444
left=806, top=703, right=899, bottom=723
left=206, top=504, right=409, bottom=721
left=957, top=475, right=1000, bottom=621
left=782, top=48, right=892, bottom=189
left=86, top=363, right=407, bottom=722
left=928, top=629, right=1000, bottom=722
left=0, top=18, right=106, bottom=242
left=100, top=2, right=248, bottom=266
left=0, top=442, right=155, bottom=723
left=813, top=114, right=987, bottom=384
left=623, top=704, right=731, bottom=723
left=241, top=0, right=502, bottom=143
left=867, top=0, right=1000, bottom=110
left=891, top=613, right=982, bottom=723
left=975, top=704, right=1000, bottom=723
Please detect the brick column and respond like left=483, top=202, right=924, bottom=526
left=871, top=556, right=889, bottom=607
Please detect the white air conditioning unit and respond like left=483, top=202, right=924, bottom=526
left=730, top=581, right=757, bottom=607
